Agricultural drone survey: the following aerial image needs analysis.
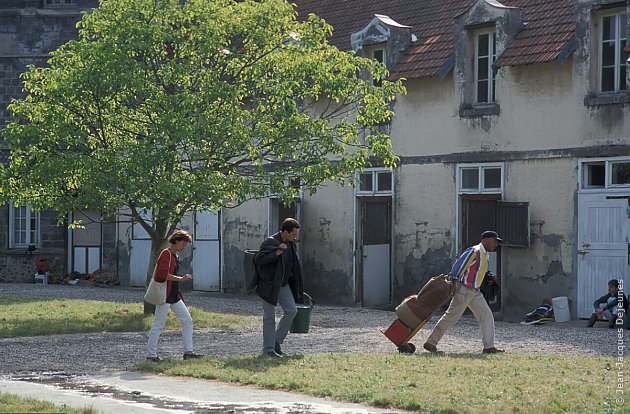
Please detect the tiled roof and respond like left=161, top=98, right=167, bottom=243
left=294, top=0, right=576, bottom=79
left=492, top=0, right=576, bottom=67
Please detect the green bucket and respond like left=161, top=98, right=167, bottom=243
left=290, top=293, right=313, bottom=333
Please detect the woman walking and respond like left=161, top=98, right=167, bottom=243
left=146, top=230, right=203, bottom=362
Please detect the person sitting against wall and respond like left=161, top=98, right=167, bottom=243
left=587, top=279, right=628, bottom=329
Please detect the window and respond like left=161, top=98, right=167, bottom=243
left=611, top=161, right=630, bottom=185
left=44, top=0, right=76, bottom=5
left=458, top=164, right=503, bottom=193
left=269, top=178, right=302, bottom=198
left=356, top=169, right=393, bottom=196
left=600, top=11, right=627, bottom=92
left=475, top=29, right=497, bottom=103
left=582, top=161, right=606, bottom=188
left=9, top=203, right=40, bottom=248
left=580, top=157, right=630, bottom=189
left=371, top=48, right=386, bottom=86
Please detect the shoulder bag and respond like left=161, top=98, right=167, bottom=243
left=143, top=250, right=171, bottom=305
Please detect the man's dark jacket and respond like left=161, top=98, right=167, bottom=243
left=253, top=232, right=303, bottom=306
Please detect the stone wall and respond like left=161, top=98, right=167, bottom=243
left=0, top=0, right=98, bottom=283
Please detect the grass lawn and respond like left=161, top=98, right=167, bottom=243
left=138, top=352, right=626, bottom=414
left=0, top=392, right=95, bottom=413
left=0, top=296, right=257, bottom=338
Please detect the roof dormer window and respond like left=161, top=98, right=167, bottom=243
left=475, top=29, right=497, bottom=103
left=371, top=47, right=386, bottom=86
left=600, top=11, right=627, bottom=92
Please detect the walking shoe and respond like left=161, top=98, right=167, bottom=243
left=146, top=356, right=161, bottom=363
left=482, top=347, right=505, bottom=354
left=262, top=351, right=281, bottom=358
left=274, top=343, right=284, bottom=355
left=183, top=352, right=204, bottom=360
left=423, top=342, right=438, bottom=353
left=586, top=314, right=597, bottom=327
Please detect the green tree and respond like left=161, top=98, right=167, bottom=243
left=2, top=0, right=404, bottom=296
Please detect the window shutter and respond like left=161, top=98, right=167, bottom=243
left=496, top=201, right=530, bottom=247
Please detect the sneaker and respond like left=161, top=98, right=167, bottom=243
left=262, top=351, right=281, bottom=358
left=423, top=342, right=438, bottom=353
left=482, top=347, right=505, bottom=354
left=274, top=343, right=284, bottom=355
left=183, top=353, right=204, bottom=360
left=587, top=314, right=597, bottom=328
left=146, top=356, right=161, bottom=363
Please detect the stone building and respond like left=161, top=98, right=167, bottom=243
left=223, top=0, right=630, bottom=321
left=1, top=0, right=629, bottom=324
left=0, top=0, right=103, bottom=282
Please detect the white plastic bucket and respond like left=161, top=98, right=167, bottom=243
left=34, top=272, right=48, bottom=285
left=552, top=296, right=570, bottom=322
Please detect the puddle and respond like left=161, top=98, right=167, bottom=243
left=2, top=372, right=368, bottom=413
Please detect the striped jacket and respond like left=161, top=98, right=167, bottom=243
left=449, top=243, right=489, bottom=289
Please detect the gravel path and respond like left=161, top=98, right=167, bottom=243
left=0, top=283, right=620, bottom=375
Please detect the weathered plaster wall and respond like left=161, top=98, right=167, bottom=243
left=392, top=164, right=455, bottom=303
left=391, top=76, right=460, bottom=156
left=221, top=199, right=268, bottom=293
left=501, top=158, right=577, bottom=321
left=394, top=60, right=629, bottom=158
left=300, top=183, right=356, bottom=305
left=221, top=184, right=357, bottom=304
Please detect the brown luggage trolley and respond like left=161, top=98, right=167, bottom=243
left=383, top=274, right=456, bottom=354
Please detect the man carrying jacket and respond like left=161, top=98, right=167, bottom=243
left=253, top=218, right=304, bottom=357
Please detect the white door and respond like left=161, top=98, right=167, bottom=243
left=577, top=192, right=630, bottom=318
left=130, top=215, right=152, bottom=287
left=71, top=210, right=102, bottom=274
left=192, top=211, right=220, bottom=291
left=361, top=198, right=391, bottom=306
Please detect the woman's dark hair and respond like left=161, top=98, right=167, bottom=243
left=168, top=229, right=192, bottom=244
left=280, top=218, right=300, bottom=233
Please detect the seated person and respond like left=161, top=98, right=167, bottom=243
left=520, top=298, right=555, bottom=325
left=587, top=279, right=628, bottom=328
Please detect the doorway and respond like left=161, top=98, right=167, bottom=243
left=577, top=192, right=630, bottom=317
left=461, top=195, right=502, bottom=311
left=71, top=210, right=102, bottom=274
left=359, top=197, right=392, bottom=307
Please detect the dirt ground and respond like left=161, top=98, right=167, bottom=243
left=0, top=283, right=618, bottom=375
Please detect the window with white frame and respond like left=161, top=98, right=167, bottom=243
left=581, top=157, right=630, bottom=189
left=458, top=164, right=503, bottom=193
left=371, top=47, right=386, bottom=87
left=475, top=29, right=497, bottom=103
left=268, top=178, right=302, bottom=198
left=600, top=11, right=627, bottom=93
left=356, top=169, right=392, bottom=196
left=9, top=203, right=40, bottom=248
